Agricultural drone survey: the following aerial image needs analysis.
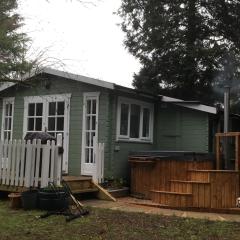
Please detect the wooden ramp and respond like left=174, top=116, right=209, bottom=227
left=63, top=176, right=116, bottom=202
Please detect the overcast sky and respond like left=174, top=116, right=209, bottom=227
left=18, top=0, right=140, bottom=87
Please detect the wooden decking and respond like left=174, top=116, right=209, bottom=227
left=0, top=175, right=116, bottom=202
left=130, top=157, right=240, bottom=210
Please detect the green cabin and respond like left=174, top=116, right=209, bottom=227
left=0, top=68, right=218, bottom=182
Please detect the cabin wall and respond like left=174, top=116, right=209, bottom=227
left=0, top=76, right=111, bottom=177
left=154, top=103, right=209, bottom=152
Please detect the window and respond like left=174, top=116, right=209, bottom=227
left=27, top=102, right=43, bottom=132
left=117, top=97, right=153, bottom=142
left=1, top=98, right=14, bottom=141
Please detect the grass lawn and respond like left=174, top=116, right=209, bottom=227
left=0, top=200, right=240, bottom=240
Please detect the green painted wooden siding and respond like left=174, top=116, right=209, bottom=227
left=0, top=76, right=111, bottom=177
left=154, top=103, right=209, bottom=152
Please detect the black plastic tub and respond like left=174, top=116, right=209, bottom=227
left=21, top=190, right=38, bottom=210
left=38, top=189, right=69, bottom=211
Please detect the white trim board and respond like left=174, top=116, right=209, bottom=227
left=1, top=97, right=15, bottom=141
left=160, top=96, right=217, bottom=114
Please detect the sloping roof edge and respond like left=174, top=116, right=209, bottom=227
left=0, top=67, right=115, bottom=92
left=160, top=95, right=217, bottom=114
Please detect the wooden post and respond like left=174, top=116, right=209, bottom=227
left=41, top=140, right=51, bottom=188
left=24, top=140, right=33, bottom=188
left=216, top=135, right=220, bottom=170
left=55, top=134, right=63, bottom=186
left=236, top=135, right=239, bottom=171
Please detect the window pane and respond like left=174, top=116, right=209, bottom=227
left=86, top=116, right=91, bottom=130
left=48, top=117, right=55, bottom=131
left=57, top=102, right=64, bottom=115
left=86, top=132, right=90, bottom=147
left=36, top=103, right=43, bottom=116
left=142, top=108, right=150, bottom=138
left=87, top=100, right=91, bottom=114
left=9, top=104, right=12, bottom=117
left=85, top=149, right=89, bottom=163
left=57, top=117, right=64, bottom=131
left=35, top=118, right=42, bottom=131
left=92, top=116, right=96, bottom=130
left=28, top=103, right=35, bottom=116
left=91, top=132, right=95, bottom=147
left=8, top=118, right=12, bottom=130
left=92, top=100, right=96, bottom=114
left=49, top=102, right=56, bottom=116
left=130, top=104, right=140, bottom=138
left=4, top=132, right=8, bottom=141
left=90, top=148, right=94, bottom=163
left=120, top=104, right=129, bottom=136
left=5, top=104, right=9, bottom=116
left=4, top=118, right=8, bottom=131
left=28, top=118, right=34, bottom=131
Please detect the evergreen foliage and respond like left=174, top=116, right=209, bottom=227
left=118, top=0, right=240, bottom=104
left=0, top=0, right=31, bottom=82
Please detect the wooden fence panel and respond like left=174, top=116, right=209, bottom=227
left=0, top=135, right=63, bottom=189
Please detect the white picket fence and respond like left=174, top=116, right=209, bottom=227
left=0, top=134, right=62, bottom=188
left=93, top=138, right=105, bottom=183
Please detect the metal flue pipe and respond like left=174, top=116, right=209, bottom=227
left=223, top=85, right=230, bottom=169
left=224, top=86, right=230, bottom=133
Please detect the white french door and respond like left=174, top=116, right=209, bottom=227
left=23, top=94, right=71, bottom=173
left=81, top=92, right=99, bottom=176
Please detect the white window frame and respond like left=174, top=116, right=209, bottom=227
left=116, top=97, right=154, bottom=143
left=23, top=94, right=71, bottom=137
left=1, top=97, right=15, bottom=141
left=23, top=94, right=71, bottom=173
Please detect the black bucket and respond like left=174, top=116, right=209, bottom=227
left=38, top=189, right=69, bottom=211
left=21, top=190, right=38, bottom=210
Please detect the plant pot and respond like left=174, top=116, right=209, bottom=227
left=21, top=190, right=38, bottom=210
left=38, top=189, right=69, bottom=211
left=8, top=193, right=22, bottom=209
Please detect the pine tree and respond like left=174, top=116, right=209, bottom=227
left=118, top=0, right=240, bottom=104
left=0, top=0, right=31, bottom=82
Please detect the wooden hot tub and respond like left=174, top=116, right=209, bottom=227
left=129, top=151, right=240, bottom=209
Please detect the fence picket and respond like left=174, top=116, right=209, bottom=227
left=31, top=139, right=37, bottom=187
left=10, top=140, right=17, bottom=186
left=6, top=140, right=12, bottom=185
left=0, top=140, right=3, bottom=182
left=55, top=134, right=63, bottom=186
left=34, top=139, right=41, bottom=188
left=2, top=140, right=8, bottom=185
left=15, top=140, right=22, bottom=186
left=24, top=140, right=33, bottom=188
left=50, top=140, right=56, bottom=183
left=41, top=140, right=51, bottom=188
left=19, top=140, right=26, bottom=186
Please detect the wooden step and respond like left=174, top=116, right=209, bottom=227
left=63, top=176, right=93, bottom=191
left=170, top=180, right=210, bottom=193
left=169, top=179, right=211, bottom=208
left=72, top=188, right=99, bottom=194
left=188, top=170, right=210, bottom=182
left=150, top=190, right=192, bottom=207
left=63, top=176, right=116, bottom=202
